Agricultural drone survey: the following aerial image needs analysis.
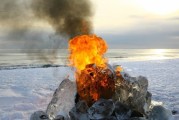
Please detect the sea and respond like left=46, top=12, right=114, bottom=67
left=0, top=49, right=179, bottom=68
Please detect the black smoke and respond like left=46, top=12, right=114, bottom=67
left=31, top=0, right=93, bottom=38
left=0, top=0, right=93, bottom=63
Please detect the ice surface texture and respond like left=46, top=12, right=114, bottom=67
left=46, top=79, right=76, bottom=119
left=0, top=59, right=179, bottom=119
left=0, top=67, right=74, bottom=119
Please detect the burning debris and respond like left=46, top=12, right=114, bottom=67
left=75, top=64, right=115, bottom=106
left=68, top=35, right=114, bottom=106
left=30, top=35, right=173, bottom=120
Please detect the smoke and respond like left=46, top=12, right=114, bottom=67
left=0, top=0, right=32, bottom=39
left=0, top=0, right=36, bottom=57
left=0, top=0, right=93, bottom=64
left=0, top=0, right=29, bottom=23
left=31, top=0, right=93, bottom=38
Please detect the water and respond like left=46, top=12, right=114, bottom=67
left=0, top=49, right=179, bottom=68
left=107, top=49, right=179, bottom=62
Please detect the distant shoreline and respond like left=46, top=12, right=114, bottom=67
left=1, top=58, right=179, bottom=71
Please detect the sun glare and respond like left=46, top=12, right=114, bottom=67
left=135, top=0, right=179, bottom=15
left=147, top=49, right=168, bottom=60
left=153, top=49, right=166, bottom=55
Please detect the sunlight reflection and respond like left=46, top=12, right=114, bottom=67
left=148, top=49, right=168, bottom=60
left=153, top=49, right=166, bottom=55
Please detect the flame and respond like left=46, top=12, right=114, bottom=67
left=115, top=65, right=123, bottom=77
left=68, top=35, right=114, bottom=106
left=68, top=34, right=108, bottom=72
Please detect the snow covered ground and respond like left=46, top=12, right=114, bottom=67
left=0, top=59, right=179, bottom=119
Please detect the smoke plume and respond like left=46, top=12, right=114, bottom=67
left=31, top=0, right=93, bottom=38
left=0, top=0, right=32, bottom=40
left=0, top=0, right=93, bottom=64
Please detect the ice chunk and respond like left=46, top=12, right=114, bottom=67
left=88, top=99, right=115, bottom=119
left=114, top=101, right=131, bottom=120
left=69, top=100, right=89, bottom=120
left=30, top=111, right=49, bottom=120
left=148, top=105, right=173, bottom=120
left=113, top=72, right=151, bottom=115
left=54, top=115, right=65, bottom=120
left=46, top=79, right=76, bottom=119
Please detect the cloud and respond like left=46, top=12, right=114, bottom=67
left=169, top=17, right=179, bottom=20
left=98, top=20, right=179, bottom=49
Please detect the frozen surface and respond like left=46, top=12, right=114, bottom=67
left=0, top=59, right=179, bottom=119
left=0, top=67, right=75, bottom=120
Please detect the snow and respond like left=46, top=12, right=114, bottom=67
left=0, top=67, right=75, bottom=119
left=0, top=59, right=179, bottom=119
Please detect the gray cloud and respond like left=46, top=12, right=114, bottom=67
left=99, top=21, right=179, bottom=49
left=169, top=17, right=179, bottom=20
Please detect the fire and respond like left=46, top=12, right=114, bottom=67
left=68, top=35, right=115, bottom=106
left=68, top=35, right=108, bottom=71
left=115, top=65, right=123, bottom=77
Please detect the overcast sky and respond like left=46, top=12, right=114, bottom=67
left=0, top=0, right=179, bottom=49
left=92, top=0, right=179, bottom=48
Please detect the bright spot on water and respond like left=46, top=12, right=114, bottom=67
left=148, top=49, right=168, bottom=60
left=153, top=49, right=166, bottom=55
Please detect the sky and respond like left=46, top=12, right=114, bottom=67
left=92, top=0, right=179, bottom=48
left=0, top=0, right=179, bottom=49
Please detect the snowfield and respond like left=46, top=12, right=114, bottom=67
left=0, top=59, right=179, bottom=119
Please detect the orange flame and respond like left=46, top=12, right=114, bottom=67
left=68, top=35, right=114, bottom=106
left=68, top=34, right=108, bottom=72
